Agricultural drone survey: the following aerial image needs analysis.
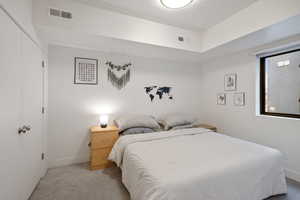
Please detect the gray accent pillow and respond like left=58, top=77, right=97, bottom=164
left=121, top=127, right=155, bottom=135
left=169, top=124, right=194, bottom=131
left=114, top=115, right=160, bottom=132
left=158, top=113, right=197, bottom=130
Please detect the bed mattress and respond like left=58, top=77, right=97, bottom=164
left=109, top=128, right=287, bottom=200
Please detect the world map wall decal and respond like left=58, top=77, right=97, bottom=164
left=144, top=86, right=173, bottom=102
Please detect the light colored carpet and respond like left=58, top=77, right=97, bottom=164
left=30, top=163, right=300, bottom=200
left=29, top=163, right=129, bottom=200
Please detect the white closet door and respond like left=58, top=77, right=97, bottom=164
left=0, top=9, right=44, bottom=200
left=20, top=32, right=44, bottom=199
left=0, top=9, right=24, bottom=200
left=40, top=58, right=48, bottom=178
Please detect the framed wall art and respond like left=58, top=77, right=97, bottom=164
left=234, top=92, right=245, bottom=106
left=106, top=61, right=132, bottom=90
left=74, top=57, right=98, bottom=85
left=144, top=85, right=173, bottom=102
left=217, top=93, right=226, bottom=105
left=224, top=73, right=237, bottom=91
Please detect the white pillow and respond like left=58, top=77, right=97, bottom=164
left=121, top=127, right=155, bottom=135
left=158, top=113, right=197, bottom=130
left=169, top=124, right=194, bottom=131
left=114, top=114, right=160, bottom=132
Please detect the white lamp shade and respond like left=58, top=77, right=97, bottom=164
left=161, top=0, right=193, bottom=9
left=99, top=115, right=109, bottom=126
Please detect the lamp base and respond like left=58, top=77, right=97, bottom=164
left=100, top=124, right=107, bottom=128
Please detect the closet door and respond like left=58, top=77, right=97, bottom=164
left=0, top=9, right=24, bottom=200
left=20, top=32, right=44, bottom=199
left=0, top=9, right=43, bottom=200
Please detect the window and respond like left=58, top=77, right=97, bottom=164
left=260, top=48, right=300, bottom=118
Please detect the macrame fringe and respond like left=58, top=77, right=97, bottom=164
left=108, top=68, right=131, bottom=90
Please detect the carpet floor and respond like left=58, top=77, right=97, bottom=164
left=30, top=163, right=300, bottom=200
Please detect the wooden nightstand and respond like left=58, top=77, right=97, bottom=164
left=90, top=126, right=119, bottom=170
left=194, top=124, right=217, bottom=132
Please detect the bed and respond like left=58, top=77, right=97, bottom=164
left=108, top=128, right=287, bottom=200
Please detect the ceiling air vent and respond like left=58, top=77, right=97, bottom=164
left=61, top=11, right=72, bottom=19
left=49, top=8, right=72, bottom=19
left=49, top=8, right=60, bottom=17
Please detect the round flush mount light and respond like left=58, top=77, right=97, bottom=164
left=160, top=0, right=193, bottom=9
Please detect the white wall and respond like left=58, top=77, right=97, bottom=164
left=33, top=0, right=300, bottom=64
left=199, top=51, right=300, bottom=182
left=201, top=0, right=300, bottom=52
left=48, top=45, right=202, bottom=167
left=0, top=0, right=39, bottom=43
left=33, top=0, right=202, bottom=52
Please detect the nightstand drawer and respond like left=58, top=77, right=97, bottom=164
left=90, top=126, right=119, bottom=170
left=91, top=148, right=112, bottom=166
left=91, top=132, right=118, bottom=149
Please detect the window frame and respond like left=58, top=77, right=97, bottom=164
left=260, top=48, right=300, bottom=119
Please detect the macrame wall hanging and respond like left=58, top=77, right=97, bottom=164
left=106, top=61, right=132, bottom=90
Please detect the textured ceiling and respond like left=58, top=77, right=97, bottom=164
left=74, top=0, right=258, bottom=31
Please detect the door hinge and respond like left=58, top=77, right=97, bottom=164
left=42, top=61, right=45, bottom=68
left=42, top=107, right=45, bottom=114
left=41, top=153, right=45, bottom=160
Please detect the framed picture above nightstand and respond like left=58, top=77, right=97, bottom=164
left=74, top=57, right=98, bottom=85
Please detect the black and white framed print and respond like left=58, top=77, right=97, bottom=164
left=74, top=57, right=98, bottom=85
left=234, top=92, right=245, bottom=106
left=224, top=73, right=237, bottom=91
left=217, top=93, right=226, bottom=105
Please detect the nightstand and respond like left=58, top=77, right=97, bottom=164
left=194, top=124, right=217, bottom=132
left=90, top=126, right=119, bottom=170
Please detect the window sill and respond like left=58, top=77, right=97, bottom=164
left=256, top=114, right=300, bottom=121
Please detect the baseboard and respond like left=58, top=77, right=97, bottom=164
left=285, top=168, right=300, bottom=183
left=49, top=154, right=89, bottom=168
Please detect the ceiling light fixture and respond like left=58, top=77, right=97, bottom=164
left=160, top=0, right=193, bottom=9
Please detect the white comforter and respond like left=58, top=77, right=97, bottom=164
left=108, top=128, right=287, bottom=200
